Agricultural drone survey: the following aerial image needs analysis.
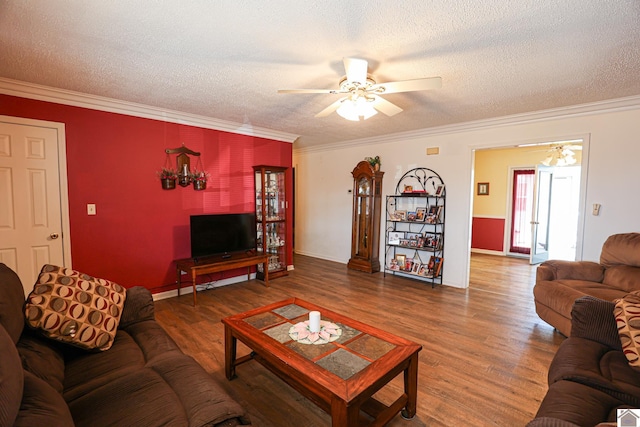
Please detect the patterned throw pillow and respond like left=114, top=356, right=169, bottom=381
left=614, top=291, right=640, bottom=367
left=25, top=265, right=126, bottom=351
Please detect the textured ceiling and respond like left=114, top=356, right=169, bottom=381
left=1, top=1, right=640, bottom=148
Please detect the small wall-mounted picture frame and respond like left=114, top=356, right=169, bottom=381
left=477, top=182, right=490, bottom=195
left=435, top=184, right=445, bottom=197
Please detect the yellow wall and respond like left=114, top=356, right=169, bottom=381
left=473, top=146, right=582, bottom=218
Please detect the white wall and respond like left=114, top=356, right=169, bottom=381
left=293, top=101, right=640, bottom=288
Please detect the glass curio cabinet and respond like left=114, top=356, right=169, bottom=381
left=254, top=165, right=288, bottom=279
left=347, top=160, right=384, bottom=273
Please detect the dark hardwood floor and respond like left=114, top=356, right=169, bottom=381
left=154, top=253, right=564, bottom=426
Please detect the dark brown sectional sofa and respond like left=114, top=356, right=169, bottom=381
left=0, top=263, right=252, bottom=427
left=528, top=296, right=640, bottom=427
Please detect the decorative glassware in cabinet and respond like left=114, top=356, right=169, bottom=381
left=254, top=165, right=288, bottom=279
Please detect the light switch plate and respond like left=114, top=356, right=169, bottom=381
left=87, top=204, right=96, bottom=215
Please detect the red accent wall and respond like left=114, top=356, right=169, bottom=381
left=0, top=94, right=293, bottom=293
left=471, top=217, right=505, bottom=252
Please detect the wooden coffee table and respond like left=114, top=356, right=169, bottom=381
left=222, top=298, right=422, bottom=427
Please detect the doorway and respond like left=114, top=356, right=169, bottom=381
left=470, top=139, right=586, bottom=286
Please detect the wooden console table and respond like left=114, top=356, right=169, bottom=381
left=175, top=252, right=270, bottom=306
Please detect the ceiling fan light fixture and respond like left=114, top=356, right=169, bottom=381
left=336, top=97, right=378, bottom=121
left=541, top=145, right=578, bottom=167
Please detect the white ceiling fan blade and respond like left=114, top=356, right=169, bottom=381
left=372, top=77, right=442, bottom=94
left=344, top=57, right=368, bottom=85
left=315, top=98, right=346, bottom=118
left=372, top=95, right=403, bottom=117
left=278, top=88, right=344, bottom=94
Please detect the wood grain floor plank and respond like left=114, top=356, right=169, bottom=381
left=154, top=253, right=563, bottom=426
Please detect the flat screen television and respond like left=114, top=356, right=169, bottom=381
left=190, top=213, right=256, bottom=260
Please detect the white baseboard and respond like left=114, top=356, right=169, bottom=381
left=151, top=274, right=256, bottom=301
left=470, top=248, right=505, bottom=256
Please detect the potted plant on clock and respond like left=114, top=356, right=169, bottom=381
left=365, top=155, right=381, bottom=171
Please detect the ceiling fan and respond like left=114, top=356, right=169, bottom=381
left=541, top=144, right=583, bottom=166
left=278, top=58, right=442, bottom=121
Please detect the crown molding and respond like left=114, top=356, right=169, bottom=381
left=0, top=78, right=299, bottom=144
left=295, top=94, right=640, bottom=154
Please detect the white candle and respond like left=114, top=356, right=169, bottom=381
left=309, top=310, right=321, bottom=333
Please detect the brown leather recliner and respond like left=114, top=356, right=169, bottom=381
left=534, top=232, right=640, bottom=336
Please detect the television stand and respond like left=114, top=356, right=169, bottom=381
left=175, top=252, right=270, bottom=306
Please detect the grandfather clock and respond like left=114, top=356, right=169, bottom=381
left=348, top=161, right=384, bottom=273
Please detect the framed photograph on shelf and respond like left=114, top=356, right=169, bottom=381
left=435, top=184, right=445, bottom=197
left=425, top=205, right=438, bottom=223
left=405, top=257, right=414, bottom=271
left=411, top=261, right=421, bottom=274
left=388, top=258, right=400, bottom=271
left=395, top=254, right=406, bottom=270
left=416, top=207, right=427, bottom=221
left=418, top=264, right=428, bottom=276
left=388, top=231, right=404, bottom=245
left=424, top=233, right=440, bottom=249
left=477, top=182, right=490, bottom=196
left=407, top=211, right=417, bottom=221
left=403, top=185, right=414, bottom=193
left=389, top=211, right=402, bottom=221
left=425, top=256, right=443, bottom=278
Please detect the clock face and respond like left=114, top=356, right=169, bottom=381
left=357, top=178, right=371, bottom=195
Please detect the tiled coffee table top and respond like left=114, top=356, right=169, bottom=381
left=243, top=303, right=395, bottom=379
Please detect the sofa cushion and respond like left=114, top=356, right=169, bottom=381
left=547, top=336, right=640, bottom=406
left=0, top=263, right=27, bottom=343
left=24, top=264, right=126, bottom=351
left=119, top=286, right=155, bottom=329
left=534, top=279, right=629, bottom=322
left=0, top=324, right=23, bottom=427
left=570, top=297, right=621, bottom=350
left=66, top=368, right=189, bottom=427
left=149, top=352, right=249, bottom=426
left=601, top=232, right=640, bottom=268
left=531, top=379, right=627, bottom=426
left=63, top=330, right=146, bottom=402
left=614, top=291, right=640, bottom=369
left=604, top=265, right=640, bottom=293
left=14, top=370, right=74, bottom=427
left=16, top=331, right=66, bottom=394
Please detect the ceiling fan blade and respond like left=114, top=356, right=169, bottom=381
left=372, top=95, right=403, bottom=117
left=372, top=77, right=442, bottom=94
left=315, top=98, right=346, bottom=118
left=343, top=57, right=368, bottom=85
left=278, top=89, right=343, bottom=94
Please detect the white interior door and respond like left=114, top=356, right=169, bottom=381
left=0, top=119, right=67, bottom=295
left=530, top=165, right=553, bottom=264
